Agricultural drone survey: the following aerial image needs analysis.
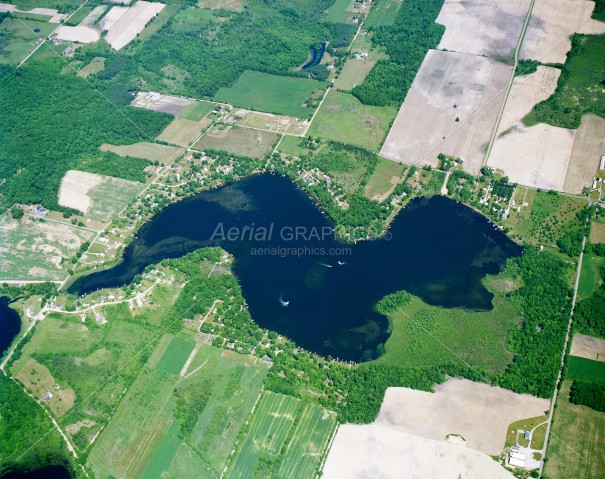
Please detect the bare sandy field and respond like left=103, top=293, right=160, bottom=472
left=436, top=0, right=531, bottom=60
left=564, top=114, right=605, bottom=194
left=58, top=170, right=104, bottom=213
left=323, top=424, right=515, bottom=479
left=55, top=25, right=101, bottom=43
left=487, top=65, right=576, bottom=191
left=570, top=333, right=605, bottom=362
left=488, top=123, right=576, bottom=190
left=376, top=379, right=550, bottom=456
left=100, top=142, right=184, bottom=163
left=156, top=117, right=206, bottom=147
left=521, top=0, right=604, bottom=63
left=0, top=4, right=58, bottom=16
left=99, top=6, right=129, bottom=31
left=591, top=222, right=605, bottom=243
left=80, top=5, right=107, bottom=27
left=132, top=92, right=192, bottom=116
left=105, top=1, right=165, bottom=51
left=497, top=66, right=561, bottom=133
left=380, top=49, right=512, bottom=174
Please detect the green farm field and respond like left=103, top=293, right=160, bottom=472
left=215, top=71, right=324, bottom=118
left=86, top=367, right=179, bottom=479
left=157, top=117, right=207, bottom=147
left=194, top=125, right=277, bottom=159
left=156, top=336, right=196, bottom=375
left=308, top=90, right=396, bottom=152
left=377, top=292, right=522, bottom=374
left=334, top=58, right=376, bottom=90
left=179, top=101, right=214, bottom=121
left=544, top=380, right=605, bottom=479
left=567, top=356, right=605, bottom=385
left=364, top=0, right=402, bottom=27
left=0, top=17, right=55, bottom=65
left=228, top=391, right=335, bottom=479
left=323, top=0, right=355, bottom=23
left=86, top=175, right=145, bottom=222
left=181, top=345, right=268, bottom=475
left=578, top=252, right=605, bottom=300
left=364, top=157, right=403, bottom=199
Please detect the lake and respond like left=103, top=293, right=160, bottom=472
left=0, top=465, right=71, bottom=479
left=0, top=296, right=21, bottom=358
left=69, top=174, right=521, bottom=362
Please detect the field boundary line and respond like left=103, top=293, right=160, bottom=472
left=378, top=13, right=596, bottom=170
left=482, top=0, right=536, bottom=167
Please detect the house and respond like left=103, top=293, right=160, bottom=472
left=145, top=91, right=161, bottom=102
left=509, top=456, right=525, bottom=468
left=524, top=431, right=530, bottom=441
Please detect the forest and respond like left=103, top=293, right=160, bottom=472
left=109, top=0, right=354, bottom=99
left=0, top=61, right=171, bottom=212
left=569, top=380, right=605, bottom=412
left=352, top=0, right=445, bottom=106
left=0, top=375, right=72, bottom=475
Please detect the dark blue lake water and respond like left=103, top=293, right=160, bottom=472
left=0, top=465, right=71, bottom=479
left=0, top=296, right=21, bottom=358
left=69, top=174, right=521, bottom=362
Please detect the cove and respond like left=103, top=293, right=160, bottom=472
left=0, top=296, right=21, bottom=358
left=69, top=174, right=521, bottom=362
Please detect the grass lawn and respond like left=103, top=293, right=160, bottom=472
left=376, top=293, right=522, bottom=374
left=544, top=380, right=605, bottom=479
left=577, top=252, right=605, bottom=300
left=307, top=90, right=396, bottom=152
left=364, top=157, right=403, bottom=199
left=87, top=175, right=145, bottom=222
left=526, top=34, right=605, bottom=129
left=0, top=18, right=55, bottom=65
left=567, top=356, right=605, bottom=385
left=277, top=135, right=310, bottom=157
left=215, top=71, right=324, bottom=118
left=194, top=125, right=277, bottom=158
left=530, top=423, right=547, bottom=450
left=334, top=58, right=376, bottom=90
left=156, top=336, right=196, bottom=375
left=505, top=415, right=548, bottom=448
left=179, top=101, right=214, bottom=121
left=364, top=0, right=402, bottom=27
left=505, top=190, right=586, bottom=248
left=323, top=0, right=355, bottom=23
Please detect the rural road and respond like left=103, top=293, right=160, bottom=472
left=539, top=219, right=588, bottom=476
